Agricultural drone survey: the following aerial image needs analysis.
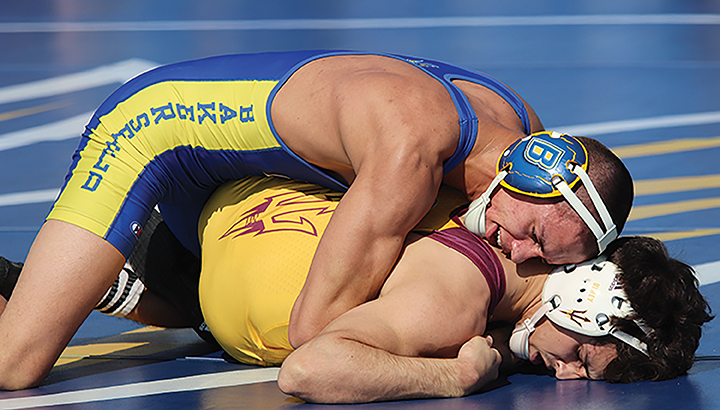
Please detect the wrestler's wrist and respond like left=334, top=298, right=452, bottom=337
left=453, top=343, right=501, bottom=396
left=453, top=357, right=482, bottom=397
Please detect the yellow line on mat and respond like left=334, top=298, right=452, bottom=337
left=643, top=229, right=720, bottom=242
left=634, top=174, right=720, bottom=196
left=0, top=101, right=67, bottom=122
left=628, top=197, right=720, bottom=221
left=122, top=325, right=165, bottom=334
left=55, top=342, right=148, bottom=366
left=613, top=135, right=720, bottom=158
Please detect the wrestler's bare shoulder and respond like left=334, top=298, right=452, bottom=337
left=280, top=54, right=451, bottom=95
left=379, top=232, right=492, bottom=340
left=271, top=55, right=460, bottom=182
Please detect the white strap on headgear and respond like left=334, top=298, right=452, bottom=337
left=508, top=300, right=555, bottom=360
left=611, top=328, right=650, bottom=356
left=551, top=163, right=617, bottom=253
left=464, top=169, right=508, bottom=237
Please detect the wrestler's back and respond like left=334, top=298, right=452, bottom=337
left=272, top=54, right=539, bottom=189
left=272, top=55, right=461, bottom=185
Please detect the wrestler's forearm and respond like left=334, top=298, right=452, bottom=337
left=288, top=213, right=405, bottom=346
left=288, top=177, right=437, bottom=346
left=278, top=333, right=490, bottom=403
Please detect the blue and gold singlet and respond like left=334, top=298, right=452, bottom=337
left=48, top=50, right=531, bottom=257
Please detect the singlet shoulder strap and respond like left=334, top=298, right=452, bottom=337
left=384, top=54, right=532, bottom=173
left=425, top=217, right=506, bottom=314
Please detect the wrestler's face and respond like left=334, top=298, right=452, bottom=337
left=527, top=318, right=617, bottom=380
left=483, top=188, right=595, bottom=265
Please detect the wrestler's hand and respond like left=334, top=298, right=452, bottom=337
left=456, top=335, right=501, bottom=396
left=485, top=325, right=523, bottom=372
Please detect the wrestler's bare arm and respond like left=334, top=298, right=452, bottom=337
left=279, top=236, right=499, bottom=403
left=282, top=63, right=461, bottom=347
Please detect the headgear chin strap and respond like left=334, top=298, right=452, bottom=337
left=508, top=256, right=650, bottom=361
left=464, top=131, right=618, bottom=253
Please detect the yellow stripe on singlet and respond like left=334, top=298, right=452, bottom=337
left=48, top=79, right=279, bottom=239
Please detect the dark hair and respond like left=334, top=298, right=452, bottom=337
left=601, top=236, right=713, bottom=382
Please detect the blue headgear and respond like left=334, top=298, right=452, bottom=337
left=464, top=131, right=617, bottom=253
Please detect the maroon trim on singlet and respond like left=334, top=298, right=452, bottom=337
left=426, top=216, right=505, bottom=314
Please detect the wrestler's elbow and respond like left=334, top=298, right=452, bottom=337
left=278, top=342, right=350, bottom=403
left=287, top=318, right=316, bottom=349
left=278, top=349, right=325, bottom=402
left=287, top=297, right=326, bottom=348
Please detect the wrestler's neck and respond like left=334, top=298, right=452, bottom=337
left=442, top=129, right=523, bottom=201
left=443, top=80, right=528, bottom=201
left=490, top=253, right=549, bottom=324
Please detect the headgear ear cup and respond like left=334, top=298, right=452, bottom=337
left=465, top=170, right=507, bottom=237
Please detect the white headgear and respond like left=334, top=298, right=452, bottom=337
left=508, top=256, right=649, bottom=361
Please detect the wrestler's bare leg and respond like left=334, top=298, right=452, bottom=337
left=0, top=287, right=194, bottom=329
left=0, top=216, right=198, bottom=330
left=0, top=220, right=124, bottom=390
left=0, top=266, right=194, bottom=328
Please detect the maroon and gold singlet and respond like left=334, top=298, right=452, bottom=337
left=198, top=176, right=504, bottom=366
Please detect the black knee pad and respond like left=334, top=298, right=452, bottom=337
left=0, top=257, right=23, bottom=300
left=128, top=210, right=216, bottom=344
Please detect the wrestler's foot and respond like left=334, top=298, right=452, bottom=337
left=193, top=321, right=220, bottom=347
left=0, top=256, right=23, bottom=300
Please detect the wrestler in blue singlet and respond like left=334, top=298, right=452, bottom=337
left=49, top=50, right=531, bottom=257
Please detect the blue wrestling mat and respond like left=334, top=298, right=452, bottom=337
left=0, top=1, right=719, bottom=409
